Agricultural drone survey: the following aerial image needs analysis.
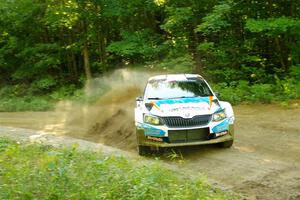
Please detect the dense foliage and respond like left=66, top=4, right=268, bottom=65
left=0, top=0, right=299, bottom=110
left=0, top=138, right=239, bottom=199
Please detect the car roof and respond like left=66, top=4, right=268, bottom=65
left=148, top=74, right=203, bottom=82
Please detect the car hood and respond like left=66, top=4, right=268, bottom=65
left=145, top=97, right=221, bottom=118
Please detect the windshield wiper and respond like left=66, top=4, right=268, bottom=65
left=148, top=96, right=201, bottom=100
left=147, top=97, right=162, bottom=100
left=166, top=96, right=195, bottom=99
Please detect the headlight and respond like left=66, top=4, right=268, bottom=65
left=212, top=110, right=226, bottom=122
left=144, top=114, right=162, bottom=125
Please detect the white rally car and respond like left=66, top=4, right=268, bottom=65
left=135, top=74, right=235, bottom=155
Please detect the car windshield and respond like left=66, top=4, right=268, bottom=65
left=145, top=79, right=213, bottom=100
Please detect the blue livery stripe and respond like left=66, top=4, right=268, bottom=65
left=212, top=119, right=229, bottom=133
left=154, top=97, right=210, bottom=107
left=137, top=123, right=166, bottom=137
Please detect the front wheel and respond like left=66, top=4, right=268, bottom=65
left=219, top=140, right=233, bottom=148
left=137, top=145, right=150, bottom=156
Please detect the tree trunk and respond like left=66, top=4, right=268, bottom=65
left=71, top=52, right=78, bottom=78
left=83, top=43, right=92, bottom=80
left=275, top=37, right=286, bottom=71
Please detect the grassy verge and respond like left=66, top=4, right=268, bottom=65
left=0, top=138, right=239, bottom=199
left=0, top=96, right=54, bottom=112
left=0, top=82, right=108, bottom=112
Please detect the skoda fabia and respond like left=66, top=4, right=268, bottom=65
left=135, top=74, right=235, bottom=155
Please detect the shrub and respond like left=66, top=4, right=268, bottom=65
left=248, top=84, right=274, bottom=103
left=49, top=85, right=77, bottom=101
left=213, top=79, right=300, bottom=105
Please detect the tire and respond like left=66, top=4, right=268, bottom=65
left=219, top=139, right=233, bottom=148
left=137, top=145, right=150, bottom=156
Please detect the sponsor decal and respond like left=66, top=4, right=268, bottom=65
left=149, top=97, right=215, bottom=115
left=168, top=105, right=209, bottom=113
left=147, top=136, right=163, bottom=142
left=215, top=131, right=228, bottom=137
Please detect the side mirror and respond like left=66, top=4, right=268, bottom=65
left=214, top=92, right=220, bottom=97
left=136, top=96, right=143, bottom=101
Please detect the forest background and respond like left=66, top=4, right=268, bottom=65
left=0, top=0, right=300, bottom=111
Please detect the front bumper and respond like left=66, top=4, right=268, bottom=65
left=136, top=124, right=234, bottom=147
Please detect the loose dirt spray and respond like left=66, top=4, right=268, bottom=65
left=55, top=69, right=157, bottom=151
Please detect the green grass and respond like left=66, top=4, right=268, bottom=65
left=0, top=138, right=239, bottom=200
left=0, top=83, right=108, bottom=112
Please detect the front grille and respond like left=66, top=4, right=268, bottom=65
left=168, top=128, right=209, bottom=143
left=162, top=115, right=211, bottom=128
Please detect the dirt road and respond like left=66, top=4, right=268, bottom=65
left=174, top=104, right=300, bottom=200
left=0, top=70, right=299, bottom=199
left=0, top=103, right=299, bottom=200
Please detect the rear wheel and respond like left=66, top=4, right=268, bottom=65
left=219, top=140, right=233, bottom=148
left=137, top=145, right=150, bottom=156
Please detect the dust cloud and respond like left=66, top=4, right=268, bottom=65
left=55, top=69, right=156, bottom=151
